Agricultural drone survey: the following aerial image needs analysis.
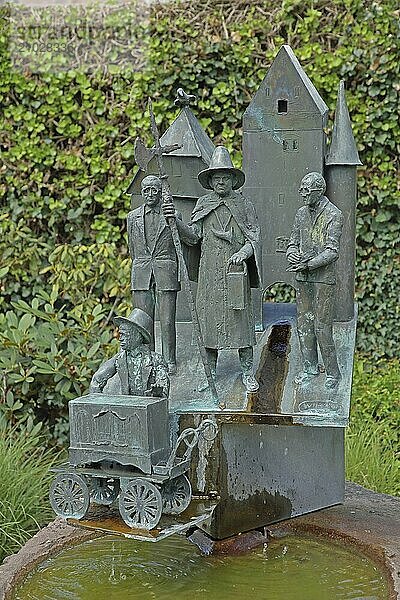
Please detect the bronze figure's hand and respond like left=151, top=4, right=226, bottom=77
left=291, top=260, right=309, bottom=272
left=162, top=202, right=176, bottom=221
left=228, top=251, right=246, bottom=266
left=287, top=250, right=302, bottom=264
left=89, top=386, right=102, bottom=394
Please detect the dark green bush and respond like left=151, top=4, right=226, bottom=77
left=0, top=286, right=120, bottom=445
left=0, top=0, right=399, bottom=442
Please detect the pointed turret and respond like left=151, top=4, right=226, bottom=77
left=242, top=45, right=329, bottom=295
left=326, top=80, right=362, bottom=167
left=325, top=81, right=361, bottom=322
left=158, top=105, right=215, bottom=165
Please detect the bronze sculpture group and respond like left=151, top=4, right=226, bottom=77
left=51, top=45, right=359, bottom=537
left=89, top=42, right=361, bottom=415
left=91, top=44, right=360, bottom=404
left=92, top=149, right=343, bottom=399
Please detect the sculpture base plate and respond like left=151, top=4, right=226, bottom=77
left=67, top=498, right=216, bottom=543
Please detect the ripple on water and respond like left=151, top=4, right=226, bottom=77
left=14, top=534, right=388, bottom=600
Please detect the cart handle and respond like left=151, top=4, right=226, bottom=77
left=164, top=419, right=218, bottom=472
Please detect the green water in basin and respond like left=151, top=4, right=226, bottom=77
left=14, top=533, right=387, bottom=600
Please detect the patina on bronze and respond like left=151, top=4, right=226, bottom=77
left=286, top=172, right=343, bottom=390
left=164, top=146, right=262, bottom=393
left=46, top=45, right=362, bottom=549
left=50, top=401, right=218, bottom=531
left=127, top=175, right=196, bottom=375
left=326, top=80, right=362, bottom=322
left=90, top=307, right=170, bottom=398
left=136, top=99, right=221, bottom=405
left=50, top=307, right=219, bottom=532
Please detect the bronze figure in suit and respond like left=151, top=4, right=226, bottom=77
left=286, top=172, right=344, bottom=389
left=127, top=175, right=193, bottom=374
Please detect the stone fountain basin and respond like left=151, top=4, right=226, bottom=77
left=0, top=483, right=398, bottom=600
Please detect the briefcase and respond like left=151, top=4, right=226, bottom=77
left=227, top=263, right=248, bottom=310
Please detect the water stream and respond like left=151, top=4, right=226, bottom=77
left=14, top=533, right=387, bottom=600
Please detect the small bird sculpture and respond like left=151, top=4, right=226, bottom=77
left=174, top=88, right=197, bottom=107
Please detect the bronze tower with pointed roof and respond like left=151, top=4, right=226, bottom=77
left=325, top=80, right=362, bottom=321
left=242, top=45, right=329, bottom=293
left=127, top=95, right=215, bottom=227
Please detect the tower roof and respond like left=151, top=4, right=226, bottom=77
left=244, top=44, right=328, bottom=121
left=326, top=80, right=362, bottom=166
left=159, top=106, right=215, bottom=162
left=277, top=45, right=328, bottom=115
left=126, top=100, right=215, bottom=196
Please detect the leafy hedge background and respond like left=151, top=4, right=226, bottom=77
left=0, top=0, right=399, bottom=443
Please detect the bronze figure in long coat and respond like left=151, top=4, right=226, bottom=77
left=189, top=190, right=261, bottom=350
left=166, top=146, right=261, bottom=392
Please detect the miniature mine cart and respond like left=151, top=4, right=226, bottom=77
left=49, top=394, right=217, bottom=530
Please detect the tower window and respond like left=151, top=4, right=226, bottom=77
left=278, top=99, right=288, bottom=114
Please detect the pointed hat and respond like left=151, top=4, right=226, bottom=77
left=198, top=146, right=245, bottom=190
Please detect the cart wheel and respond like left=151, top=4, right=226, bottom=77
left=49, top=473, right=90, bottom=520
left=161, top=474, right=192, bottom=515
left=87, top=476, right=120, bottom=506
left=119, top=479, right=162, bottom=530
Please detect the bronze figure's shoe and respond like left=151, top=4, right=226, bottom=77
left=325, top=375, right=340, bottom=390
left=242, top=374, right=259, bottom=393
left=168, top=362, right=177, bottom=375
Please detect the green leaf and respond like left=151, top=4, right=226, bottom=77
left=87, top=341, right=101, bottom=359
left=19, top=313, right=35, bottom=333
left=32, top=360, right=56, bottom=374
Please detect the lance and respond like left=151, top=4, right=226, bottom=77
left=141, top=98, right=220, bottom=406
